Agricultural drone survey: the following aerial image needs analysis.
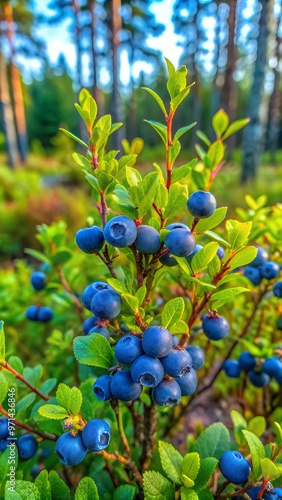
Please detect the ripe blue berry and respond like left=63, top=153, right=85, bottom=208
left=131, top=355, right=164, bottom=387
left=142, top=326, right=173, bottom=358
left=187, top=191, right=216, bottom=219
left=166, top=223, right=191, bottom=231
left=83, top=316, right=98, bottom=335
left=244, top=266, right=262, bottom=286
left=175, top=367, right=197, bottom=395
left=248, top=370, right=270, bottom=388
left=159, top=250, right=177, bottom=267
left=82, top=282, right=113, bottom=311
left=203, top=314, right=230, bottom=341
left=75, top=226, right=105, bottom=254
left=56, top=432, right=87, bottom=466
left=165, top=228, right=196, bottom=257
left=82, top=419, right=111, bottom=452
left=217, top=246, right=225, bottom=260
left=248, top=487, right=274, bottom=500
left=262, top=357, right=282, bottom=378
left=17, top=435, right=38, bottom=461
left=186, top=345, right=205, bottom=370
left=152, top=378, right=181, bottom=406
left=93, top=375, right=113, bottom=401
left=110, top=370, right=142, bottom=401
left=160, top=347, right=192, bottom=378
left=25, top=306, right=39, bottom=321
left=104, top=216, right=137, bottom=248
left=251, top=245, right=268, bottom=267
left=31, top=272, right=47, bottom=291
left=273, top=281, right=282, bottom=298
left=0, top=418, right=9, bottom=440
left=88, top=326, right=110, bottom=341
left=0, top=438, right=9, bottom=452
left=115, top=335, right=143, bottom=364
left=260, top=261, right=280, bottom=280
left=135, top=225, right=161, bottom=254
left=38, top=307, right=53, bottom=323
left=274, top=489, right=282, bottom=499
left=218, top=451, right=250, bottom=484
left=238, top=352, right=256, bottom=372
left=223, top=360, right=241, bottom=378
left=172, top=335, right=179, bottom=346
left=185, top=244, right=203, bottom=263
left=91, top=290, right=122, bottom=320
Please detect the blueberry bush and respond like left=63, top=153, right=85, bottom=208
left=0, top=60, right=282, bottom=499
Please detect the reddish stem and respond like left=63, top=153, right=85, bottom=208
left=2, top=362, right=50, bottom=402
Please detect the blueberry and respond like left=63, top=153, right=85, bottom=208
left=238, top=352, right=256, bottom=372
left=186, top=345, right=205, bottom=370
left=104, top=216, right=137, bottom=248
left=115, top=335, right=144, bottom=364
left=82, top=282, right=114, bottom=311
left=110, top=370, right=142, bottom=401
left=201, top=313, right=208, bottom=322
left=185, top=244, right=203, bottom=263
left=0, top=418, right=9, bottom=440
left=223, top=360, right=241, bottom=378
left=159, top=250, right=177, bottom=267
left=82, top=419, right=111, bottom=452
left=38, top=307, right=53, bottom=323
left=166, top=223, right=191, bottom=231
left=91, top=290, right=122, bottom=320
left=248, top=370, right=270, bottom=388
left=218, top=450, right=250, bottom=484
left=152, top=379, right=181, bottom=406
left=217, top=246, right=225, bottom=260
left=25, top=306, right=39, bottom=321
left=187, top=191, right=216, bottom=219
left=17, top=435, right=38, bottom=461
left=248, top=487, right=278, bottom=500
left=274, top=488, right=282, bottom=499
left=88, top=326, right=110, bottom=341
left=261, top=261, right=280, bottom=280
left=165, top=228, right=196, bottom=257
left=93, top=375, right=113, bottom=401
left=275, top=371, right=282, bottom=384
left=172, top=335, right=179, bottom=347
left=142, top=326, right=173, bottom=358
left=273, top=281, right=282, bottom=298
left=76, top=226, right=105, bottom=254
left=160, top=347, right=192, bottom=378
left=262, top=357, right=282, bottom=378
left=251, top=245, right=268, bottom=267
left=135, top=225, right=161, bottom=254
left=56, top=432, right=87, bottom=466
left=131, top=355, right=164, bottom=387
left=175, top=367, right=197, bottom=395
left=0, top=438, right=9, bottom=452
left=83, top=316, right=99, bottom=335
left=30, top=272, right=47, bottom=291
left=244, top=266, right=262, bottom=286
left=203, top=315, right=230, bottom=341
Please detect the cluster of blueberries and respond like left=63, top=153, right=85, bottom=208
left=25, top=272, right=54, bottom=323
left=223, top=351, right=282, bottom=388
left=243, top=246, right=282, bottom=294
left=0, top=417, right=38, bottom=460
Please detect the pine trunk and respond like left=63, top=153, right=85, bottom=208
left=111, top=0, right=123, bottom=149
left=266, top=23, right=281, bottom=157
left=0, top=52, right=19, bottom=168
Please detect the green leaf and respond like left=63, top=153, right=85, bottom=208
left=114, top=485, right=135, bottom=500
left=155, top=184, right=168, bottom=211
left=261, top=458, right=281, bottom=480
left=143, top=471, right=174, bottom=500
left=193, top=458, right=218, bottom=492
left=16, top=393, right=36, bottom=413
left=230, top=410, right=247, bottom=446
left=242, top=430, right=265, bottom=478
left=159, top=440, right=183, bottom=485
left=161, top=298, right=185, bottom=330
left=228, top=222, right=252, bottom=250
left=170, top=320, right=189, bottom=334
left=56, top=384, right=82, bottom=416
left=60, top=128, right=88, bottom=148
left=229, top=246, right=258, bottom=270
left=195, top=422, right=230, bottom=460
left=165, top=58, right=175, bottom=78
left=49, top=470, right=71, bottom=500
left=212, top=110, right=229, bottom=137
left=35, top=470, right=52, bottom=500
left=107, top=279, right=128, bottom=295
left=164, top=183, right=188, bottom=218
left=191, top=169, right=205, bottom=190
left=6, top=481, right=41, bottom=500
left=75, top=477, right=99, bottom=500
left=180, top=488, right=199, bottom=500
left=110, top=122, right=123, bottom=135
left=0, top=373, right=8, bottom=405
left=136, top=285, right=147, bottom=306
left=91, top=115, right=112, bottom=153
left=167, top=65, right=187, bottom=98
left=191, top=242, right=219, bottom=274
left=222, top=118, right=250, bottom=141
left=212, top=287, right=249, bottom=309
left=175, top=257, right=216, bottom=289
left=0, top=321, right=5, bottom=363
left=79, top=88, right=91, bottom=106
left=171, top=160, right=196, bottom=183
left=204, top=231, right=231, bottom=248
left=123, top=294, right=139, bottom=313
left=24, top=248, right=51, bottom=264
left=73, top=153, right=92, bottom=172
left=274, top=422, right=282, bottom=447
left=130, top=172, right=159, bottom=218
left=174, top=123, right=196, bottom=144
left=195, top=208, right=227, bottom=233
left=198, top=490, right=214, bottom=500
left=248, top=416, right=266, bottom=438
left=142, top=88, right=168, bottom=118
left=206, top=141, right=225, bottom=169
left=181, top=452, right=200, bottom=484
left=144, top=120, right=167, bottom=144
left=38, top=404, right=69, bottom=420
left=73, top=333, right=114, bottom=368
left=171, top=85, right=193, bottom=111
left=196, top=130, right=211, bottom=147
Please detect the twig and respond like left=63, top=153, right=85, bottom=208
left=140, top=399, right=157, bottom=472
left=58, top=267, right=84, bottom=324
left=97, top=449, right=143, bottom=487
left=1, top=362, right=50, bottom=402
left=0, top=404, right=56, bottom=441
left=111, top=399, right=130, bottom=458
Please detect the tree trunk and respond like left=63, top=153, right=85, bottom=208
left=0, top=52, right=19, bottom=168
left=4, top=2, right=28, bottom=162
left=88, top=0, right=105, bottom=116
left=128, top=44, right=137, bottom=141
left=111, top=0, right=123, bottom=149
left=241, top=0, right=270, bottom=183
left=72, top=0, right=83, bottom=90
left=266, top=21, right=281, bottom=158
